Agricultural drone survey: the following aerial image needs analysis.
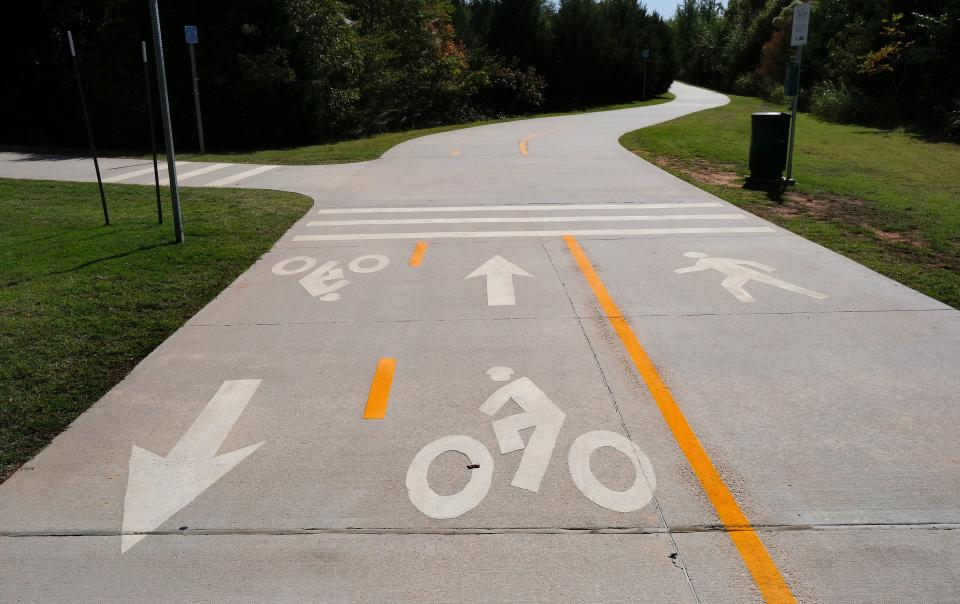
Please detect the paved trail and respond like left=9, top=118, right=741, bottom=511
left=1, top=83, right=958, bottom=602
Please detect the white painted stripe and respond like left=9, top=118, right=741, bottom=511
left=103, top=161, right=191, bottom=183
left=206, top=164, right=279, bottom=187
left=159, top=163, right=231, bottom=185
left=307, top=214, right=745, bottom=227
left=315, top=202, right=723, bottom=214
left=292, top=227, right=775, bottom=242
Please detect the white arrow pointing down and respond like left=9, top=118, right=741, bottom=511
left=465, top=255, right=534, bottom=306
left=121, top=379, right=264, bottom=554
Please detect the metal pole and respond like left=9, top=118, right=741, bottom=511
left=148, top=0, right=184, bottom=243
left=142, top=41, right=162, bottom=224
left=188, top=43, right=205, bottom=155
left=67, top=31, right=109, bottom=226
left=642, top=58, right=647, bottom=102
left=785, top=46, right=803, bottom=184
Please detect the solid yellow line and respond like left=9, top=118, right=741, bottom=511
left=362, top=358, right=396, bottom=419
left=563, top=235, right=795, bottom=604
left=409, top=242, right=428, bottom=267
left=452, top=149, right=460, bottom=157
left=519, top=128, right=560, bottom=156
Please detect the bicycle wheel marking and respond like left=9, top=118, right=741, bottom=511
left=405, top=435, right=493, bottom=520
left=568, top=431, right=656, bottom=513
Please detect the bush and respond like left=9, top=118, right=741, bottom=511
left=809, top=82, right=858, bottom=123
left=733, top=72, right=760, bottom=96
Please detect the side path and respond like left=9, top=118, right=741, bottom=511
left=1, top=83, right=958, bottom=603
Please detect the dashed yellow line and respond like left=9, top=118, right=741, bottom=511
left=362, top=357, right=396, bottom=420
left=563, top=235, right=795, bottom=604
left=408, top=241, right=428, bottom=267
left=519, top=128, right=561, bottom=156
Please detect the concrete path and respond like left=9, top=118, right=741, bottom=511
left=1, top=83, right=958, bottom=603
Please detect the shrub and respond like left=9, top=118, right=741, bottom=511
left=809, top=82, right=858, bottom=123
left=733, top=72, right=760, bottom=96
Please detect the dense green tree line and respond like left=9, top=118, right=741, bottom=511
left=672, top=0, right=960, bottom=139
left=0, top=0, right=677, bottom=151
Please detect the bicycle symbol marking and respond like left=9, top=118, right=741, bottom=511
left=272, top=254, right=390, bottom=301
left=406, top=367, right=656, bottom=519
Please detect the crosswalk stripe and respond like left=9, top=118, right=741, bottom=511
left=102, top=161, right=191, bottom=183
left=292, top=227, right=774, bottom=242
left=315, top=202, right=723, bottom=214
left=159, top=163, right=231, bottom=186
left=206, top=165, right=279, bottom=187
left=307, top=214, right=745, bottom=227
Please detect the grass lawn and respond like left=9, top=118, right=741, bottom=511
left=2, top=94, right=674, bottom=166
left=0, top=179, right=311, bottom=481
left=620, top=93, right=960, bottom=309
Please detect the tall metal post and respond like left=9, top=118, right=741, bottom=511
left=784, top=46, right=803, bottom=184
left=142, top=41, right=162, bottom=224
left=187, top=40, right=205, bottom=154
left=67, top=31, right=109, bottom=226
left=642, top=58, right=648, bottom=102
left=148, top=0, right=184, bottom=243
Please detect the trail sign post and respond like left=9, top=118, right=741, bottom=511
left=142, top=41, right=163, bottom=224
left=185, top=26, right=205, bottom=154
left=67, top=31, right=110, bottom=226
left=149, top=0, right=184, bottom=243
left=784, top=2, right=810, bottom=191
left=641, top=49, right=650, bottom=101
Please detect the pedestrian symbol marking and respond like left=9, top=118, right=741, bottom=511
left=121, top=380, right=264, bottom=554
left=272, top=254, right=390, bottom=301
left=675, top=252, right=827, bottom=303
left=406, top=367, right=656, bottom=519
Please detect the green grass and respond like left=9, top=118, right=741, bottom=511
left=620, top=93, right=960, bottom=309
left=1, top=94, right=674, bottom=166
left=0, top=179, right=311, bottom=481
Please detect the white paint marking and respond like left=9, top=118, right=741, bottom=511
left=479, top=374, right=565, bottom=492
left=271, top=256, right=317, bottom=276
left=307, top=214, right=744, bottom=227
left=159, top=163, right=231, bottom=185
left=465, top=255, right=533, bottom=306
left=103, top=161, right=190, bottom=183
left=316, top=202, right=724, bottom=215
left=347, top=254, right=390, bottom=274
left=674, top=251, right=828, bottom=303
left=293, top=227, right=775, bottom=242
left=121, top=379, right=264, bottom=553
left=299, top=260, right=350, bottom=301
left=206, top=165, right=278, bottom=187
left=406, top=435, right=494, bottom=519
left=568, top=430, right=656, bottom=513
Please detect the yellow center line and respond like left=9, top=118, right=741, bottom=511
left=563, top=235, right=795, bottom=604
left=362, top=357, right=396, bottom=420
left=519, top=127, right=561, bottom=156
left=408, top=241, right=429, bottom=267
left=451, top=149, right=460, bottom=157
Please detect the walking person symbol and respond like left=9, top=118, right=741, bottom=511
left=675, top=252, right=828, bottom=303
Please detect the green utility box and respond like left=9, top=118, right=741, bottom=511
left=745, top=112, right=791, bottom=189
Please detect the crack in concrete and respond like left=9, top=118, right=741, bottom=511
left=4, top=523, right=957, bottom=539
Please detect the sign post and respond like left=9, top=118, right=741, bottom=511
left=784, top=2, right=810, bottom=189
left=149, top=0, right=184, bottom=243
left=67, top=31, right=109, bottom=226
left=641, top=49, right=650, bottom=101
left=184, top=26, right=205, bottom=155
left=142, top=41, right=162, bottom=224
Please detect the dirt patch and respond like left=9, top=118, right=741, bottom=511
left=649, top=155, right=959, bottom=273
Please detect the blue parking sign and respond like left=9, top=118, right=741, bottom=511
left=184, top=26, right=198, bottom=45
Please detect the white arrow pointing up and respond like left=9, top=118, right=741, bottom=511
left=465, top=255, right=533, bottom=306
left=121, top=379, right=264, bottom=554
